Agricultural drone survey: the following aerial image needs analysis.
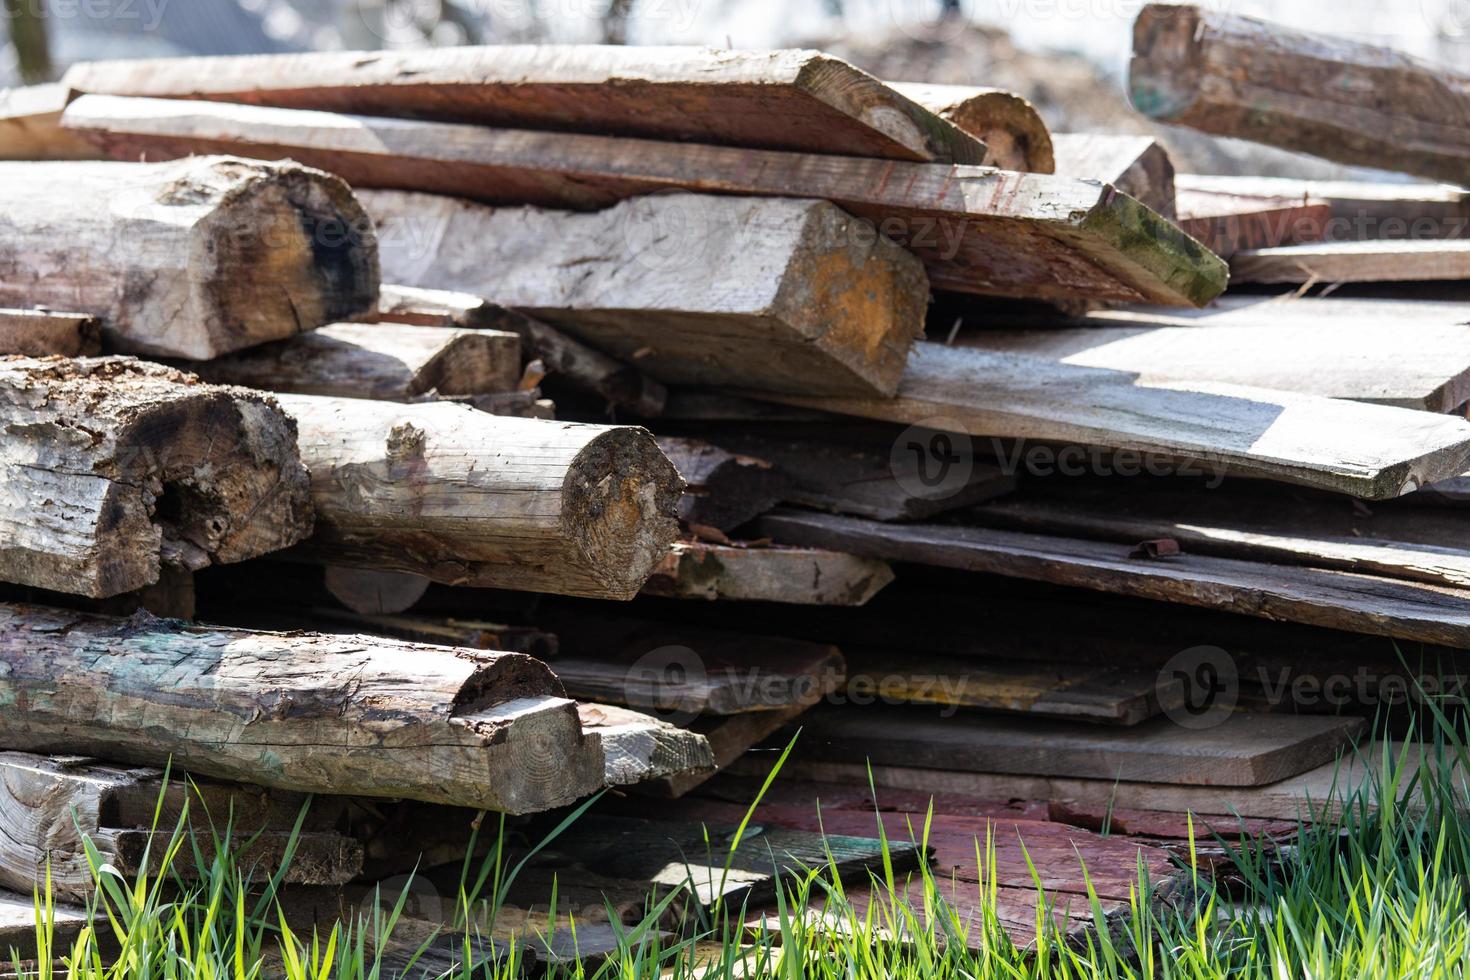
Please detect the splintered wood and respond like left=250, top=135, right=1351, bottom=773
left=0, top=357, right=312, bottom=597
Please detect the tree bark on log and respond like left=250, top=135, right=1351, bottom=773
left=887, top=82, right=1054, bottom=172
left=363, top=189, right=927, bottom=398
left=1129, top=4, right=1470, bottom=184
left=0, top=603, right=606, bottom=813
left=188, top=321, right=522, bottom=401
left=0, top=309, right=99, bottom=356
left=0, top=357, right=313, bottom=597
left=276, top=393, right=682, bottom=600
left=0, top=156, right=379, bottom=358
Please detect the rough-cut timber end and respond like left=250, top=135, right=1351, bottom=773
left=1074, top=187, right=1228, bottom=307
left=0, top=357, right=313, bottom=597
left=1128, top=4, right=1206, bottom=123
left=564, top=426, right=683, bottom=600
left=185, top=156, right=380, bottom=360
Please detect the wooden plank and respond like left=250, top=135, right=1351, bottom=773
left=0, top=83, right=99, bottom=160
left=840, top=647, right=1181, bottom=725
left=1050, top=132, right=1175, bottom=217
left=372, top=284, right=667, bottom=416
left=1174, top=174, right=1470, bottom=238
left=638, top=701, right=817, bottom=799
left=708, top=428, right=1016, bottom=522
left=0, top=156, right=377, bottom=360
left=276, top=394, right=681, bottom=601
left=364, top=188, right=926, bottom=398
left=757, top=509, right=1470, bottom=648
left=0, top=891, right=101, bottom=966
left=60, top=46, right=987, bottom=164
left=1174, top=186, right=1329, bottom=258
left=59, top=94, right=1227, bottom=308
left=0, top=309, right=99, bottom=356
left=0, top=357, right=313, bottom=598
left=1230, top=239, right=1470, bottom=284
left=957, top=296, right=1470, bottom=411
left=576, top=703, right=714, bottom=787
left=786, top=707, right=1362, bottom=787
left=1130, top=4, right=1470, bottom=183
left=642, top=540, right=894, bottom=606
left=0, top=601, right=606, bottom=813
left=886, top=81, right=1054, bottom=171
left=745, top=342, right=1470, bottom=499
left=654, top=437, right=790, bottom=532
left=189, top=322, right=522, bottom=402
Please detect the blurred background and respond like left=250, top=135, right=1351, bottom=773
left=4, top=0, right=1467, bottom=177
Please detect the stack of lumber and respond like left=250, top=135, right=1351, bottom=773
left=2, top=19, right=1469, bottom=958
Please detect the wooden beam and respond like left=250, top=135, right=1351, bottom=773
left=1174, top=186, right=1329, bottom=258
left=0, top=308, right=99, bottom=356
left=789, top=707, right=1362, bottom=787
left=0, top=356, right=313, bottom=598
left=363, top=189, right=926, bottom=398
left=1230, top=239, right=1470, bottom=285
left=0, top=155, right=378, bottom=359
left=1050, top=132, right=1176, bottom=218
left=1130, top=4, right=1470, bottom=183
left=0, top=602, right=606, bottom=813
left=372, top=284, right=667, bottom=417
left=758, top=510, right=1470, bottom=648
left=277, top=394, right=681, bottom=600
left=643, top=540, right=894, bottom=605
left=61, top=45, right=987, bottom=164
left=639, top=701, right=819, bottom=798
left=189, top=321, right=522, bottom=401
left=654, top=437, right=790, bottom=532
left=1174, top=174, right=1470, bottom=239
left=957, top=297, right=1470, bottom=411
left=886, top=81, right=1054, bottom=172
left=745, top=342, right=1470, bottom=499
left=577, top=703, right=714, bottom=787
left=59, top=94, right=1227, bottom=307
left=0, top=83, right=98, bottom=160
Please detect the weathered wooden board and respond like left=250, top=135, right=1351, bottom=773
left=0, top=357, right=313, bottom=598
left=1050, top=132, right=1176, bottom=217
left=189, top=321, right=522, bottom=401
left=1174, top=174, right=1470, bottom=238
left=787, top=707, right=1361, bottom=786
left=277, top=394, right=681, bottom=600
left=886, top=81, right=1054, bottom=171
left=60, top=94, right=1227, bottom=307
left=0, top=155, right=378, bottom=359
left=758, top=510, right=1470, bottom=648
left=577, top=703, right=714, bottom=788
left=643, top=540, right=894, bottom=605
left=61, top=46, right=987, bottom=163
left=0, top=83, right=99, bottom=159
left=372, top=284, right=667, bottom=416
left=1130, top=4, right=1470, bottom=183
left=708, top=428, right=1016, bottom=521
left=1231, top=239, right=1470, bottom=284
left=958, top=297, right=1470, bottom=411
left=840, top=648, right=1181, bottom=725
left=0, top=890, right=101, bottom=967
left=1174, top=186, right=1329, bottom=258
left=0, top=603, right=608, bottom=813
left=364, top=188, right=926, bottom=398
left=746, top=342, right=1470, bottom=498
left=0, top=309, right=99, bottom=356
left=639, top=701, right=817, bottom=799
left=655, top=437, right=790, bottom=531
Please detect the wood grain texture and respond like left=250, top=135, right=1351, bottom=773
left=1050, top=132, right=1176, bottom=218
left=1174, top=187, right=1329, bottom=258
left=642, top=540, right=894, bottom=605
left=747, top=342, right=1470, bottom=499
left=0, top=309, right=100, bottom=356
left=0, top=602, right=606, bottom=813
left=190, top=321, right=521, bottom=402
left=364, top=189, right=927, bottom=398
left=1174, top=174, right=1470, bottom=238
left=638, top=700, right=818, bottom=798
left=59, top=94, right=1226, bottom=307
left=1130, top=4, right=1470, bottom=183
left=0, top=83, right=99, bottom=160
left=958, top=295, right=1470, bottom=411
left=1230, top=239, right=1470, bottom=284
left=0, top=155, right=378, bottom=359
left=277, top=394, right=681, bottom=600
left=654, top=436, right=790, bottom=531
left=61, top=45, right=987, bottom=164
left=577, top=702, right=714, bottom=787
left=758, top=509, right=1470, bottom=648
left=0, top=357, right=313, bottom=597
left=790, top=707, right=1362, bottom=786
left=887, top=81, right=1054, bottom=172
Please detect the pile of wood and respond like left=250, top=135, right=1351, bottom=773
left=2, top=11, right=1469, bottom=958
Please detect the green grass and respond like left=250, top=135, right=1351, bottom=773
left=12, top=713, right=1470, bottom=980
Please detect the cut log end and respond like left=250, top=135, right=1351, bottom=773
left=563, top=426, right=684, bottom=600
left=451, top=696, right=606, bottom=811
left=1128, top=5, right=1208, bottom=122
